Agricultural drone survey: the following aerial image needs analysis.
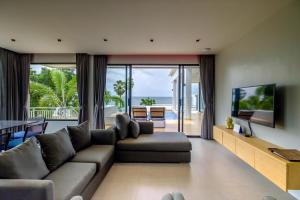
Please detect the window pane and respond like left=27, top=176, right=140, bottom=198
left=105, top=66, right=127, bottom=128
left=183, top=66, right=203, bottom=136
left=29, top=64, right=78, bottom=120
left=132, top=66, right=179, bottom=132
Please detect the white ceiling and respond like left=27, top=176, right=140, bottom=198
left=0, top=0, right=293, bottom=55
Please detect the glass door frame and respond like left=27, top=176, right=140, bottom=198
left=178, top=65, right=184, bottom=132
left=107, top=64, right=200, bottom=137
left=178, top=65, right=202, bottom=137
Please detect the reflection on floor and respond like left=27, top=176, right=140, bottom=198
left=155, top=112, right=203, bottom=136
left=91, top=139, right=295, bottom=200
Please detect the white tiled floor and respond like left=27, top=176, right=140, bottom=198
left=91, top=139, right=295, bottom=200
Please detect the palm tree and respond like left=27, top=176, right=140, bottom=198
left=30, top=70, right=78, bottom=108
left=113, top=80, right=126, bottom=98
left=113, top=79, right=134, bottom=98
left=104, top=90, right=124, bottom=109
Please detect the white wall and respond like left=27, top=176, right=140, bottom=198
left=32, top=53, right=76, bottom=63
left=215, top=1, right=300, bottom=197
left=107, top=55, right=198, bottom=65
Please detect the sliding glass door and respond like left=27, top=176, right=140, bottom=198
left=181, top=66, right=203, bottom=136
left=131, top=66, right=179, bottom=132
left=104, top=65, right=128, bottom=128
left=105, top=64, right=203, bottom=136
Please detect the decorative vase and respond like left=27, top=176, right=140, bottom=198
left=226, top=117, right=234, bottom=129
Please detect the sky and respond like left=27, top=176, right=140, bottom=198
left=31, top=65, right=43, bottom=73
left=107, top=68, right=174, bottom=97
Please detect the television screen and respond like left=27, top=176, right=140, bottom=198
left=231, top=84, right=276, bottom=128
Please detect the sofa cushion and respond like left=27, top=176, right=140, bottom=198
left=0, top=138, right=49, bottom=179
left=44, top=162, right=96, bottom=200
left=117, top=132, right=192, bottom=152
left=36, top=128, right=76, bottom=171
left=129, top=120, right=140, bottom=138
left=115, top=113, right=131, bottom=139
left=71, top=145, right=114, bottom=170
left=67, top=121, right=91, bottom=152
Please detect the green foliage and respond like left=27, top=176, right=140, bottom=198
left=104, top=90, right=125, bottom=109
left=113, top=80, right=126, bottom=97
left=140, top=97, right=156, bottom=106
left=104, top=90, right=112, bottom=105
left=30, top=68, right=78, bottom=108
left=239, top=86, right=273, bottom=110
left=30, top=67, right=132, bottom=112
left=113, top=78, right=134, bottom=97
left=110, top=96, right=125, bottom=109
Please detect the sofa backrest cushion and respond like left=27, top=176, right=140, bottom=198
left=36, top=128, right=76, bottom=171
left=129, top=120, right=140, bottom=138
left=67, top=121, right=91, bottom=152
left=115, top=113, right=131, bottom=140
left=0, top=137, right=49, bottom=179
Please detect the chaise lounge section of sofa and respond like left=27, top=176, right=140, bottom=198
left=114, top=113, right=192, bottom=163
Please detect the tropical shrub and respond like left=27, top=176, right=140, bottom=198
left=140, top=97, right=156, bottom=106
left=30, top=68, right=78, bottom=108
left=104, top=90, right=124, bottom=109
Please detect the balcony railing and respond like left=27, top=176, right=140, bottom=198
left=29, top=107, right=78, bottom=120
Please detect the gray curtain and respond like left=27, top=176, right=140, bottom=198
left=93, top=55, right=107, bottom=129
left=0, top=48, right=8, bottom=120
left=199, top=55, right=215, bottom=139
left=19, top=54, right=32, bottom=120
left=76, top=53, right=90, bottom=124
left=0, top=47, right=32, bottom=120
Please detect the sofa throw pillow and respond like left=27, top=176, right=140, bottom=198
left=115, top=113, right=131, bottom=139
left=129, top=120, right=140, bottom=138
left=36, top=128, right=76, bottom=171
left=67, top=121, right=91, bottom=152
left=0, top=137, right=49, bottom=179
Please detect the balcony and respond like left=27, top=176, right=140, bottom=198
left=29, top=107, right=78, bottom=120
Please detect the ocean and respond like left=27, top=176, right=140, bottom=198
left=131, top=96, right=173, bottom=105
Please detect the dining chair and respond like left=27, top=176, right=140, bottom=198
left=0, top=134, right=10, bottom=152
left=12, top=117, right=46, bottom=140
left=7, top=122, right=48, bottom=150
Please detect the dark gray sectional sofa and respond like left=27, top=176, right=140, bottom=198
left=0, top=129, right=115, bottom=200
left=0, top=114, right=192, bottom=200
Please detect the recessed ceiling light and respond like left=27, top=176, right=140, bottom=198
left=196, top=39, right=201, bottom=42
left=103, top=38, right=108, bottom=42
left=204, top=48, right=211, bottom=51
left=150, top=38, right=154, bottom=43
left=11, top=39, right=16, bottom=42
left=57, top=38, right=62, bottom=42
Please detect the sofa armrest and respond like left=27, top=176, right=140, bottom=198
left=91, top=128, right=116, bottom=145
left=0, top=179, right=54, bottom=200
left=138, top=121, right=154, bottom=134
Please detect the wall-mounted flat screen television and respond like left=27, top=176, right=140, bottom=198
left=231, top=84, right=276, bottom=128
